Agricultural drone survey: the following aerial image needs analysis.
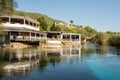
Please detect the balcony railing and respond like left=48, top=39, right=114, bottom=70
left=10, top=36, right=41, bottom=41
left=2, top=22, right=39, bottom=31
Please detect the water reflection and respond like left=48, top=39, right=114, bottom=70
left=1, top=43, right=119, bottom=80
left=82, top=42, right=110, bottom=56
left=0, top=46, right=81, bottom=79
left=0, top=48, right=40, bottom=78
left=39, top=46, right=81, bottom=71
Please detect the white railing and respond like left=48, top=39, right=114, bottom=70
left=11, top=36, right=41, bottom=41
left=2, top=23, right=39, bottom=31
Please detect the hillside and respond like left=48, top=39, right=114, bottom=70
left=14, top=11, right=64, bottom=27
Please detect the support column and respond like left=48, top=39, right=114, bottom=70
left=70, top=34, right=72, bottom=42
left=9, top=31, right=11, bottom=40
left=35, top=33, right=37, bottom=40
left=29, top=21, right=30, bottom=26
left=24, top=19, right=25, bottom=25
left=19, top=32, right=20, bottom=36
left=32, top=23, right=34, bottom=27
left=61, top=33, right=63, bottom=40
left=30, top=32, right=31, bottom=40
left=36, top=23, right=37, bottom=27
left=9, top=17, right=11, bottom=24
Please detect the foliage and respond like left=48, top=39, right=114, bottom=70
left=14, top=11, right=56, bottom=28
left=0, top=26, right=6, bottom=35
left=50, top=23, right=62, bottom=31
left=0, top=0, right=17, bottom=15
left=39, top=53, right=49, bottom=72
left=69, top=28, right=78, bottom=33
left=70, top=20, right=74, bottom=24
left=92, top=32, right=109, bottom=45
left=84, top=26, right=97, bottom=37
left=41, top=39, right=47, bottom=44
left=106, top=31, right=113, bottom=34
left=0, top=67, right=4, bottom=78
left=108, top=34, right=120, bottom=47
left=37, top=17, right=49, bottom=31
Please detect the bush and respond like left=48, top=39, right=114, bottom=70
left=92, top=32, right=109, bottom=45
left=41, top=39, right=47, bottom=44
left=108, top=34, right=120, bottom=47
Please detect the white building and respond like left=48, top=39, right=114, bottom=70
left=0, top=15, right=42, bottom=44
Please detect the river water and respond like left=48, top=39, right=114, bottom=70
left=0, top=42, right=120, bottom=80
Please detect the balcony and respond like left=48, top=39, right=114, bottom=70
left=2, top=22, right=39, bottom=31
left=10, top=35, right=41, bottom=42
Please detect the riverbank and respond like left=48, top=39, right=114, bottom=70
left=92, top=33, right=120, bottom=47
left=0, top=42, right=36, bottom=49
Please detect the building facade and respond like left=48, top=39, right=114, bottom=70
left=0, top=15, right=42, bottom=45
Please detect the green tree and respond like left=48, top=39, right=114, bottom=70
left=70, top=20, right=74, bottom=26
left=0, top=0, right=17, bottom=15
left=0, top=26, right=6, bottom=35
left=84, top=26, right=97, bottom=37
left=50, top=23, right=62, bottom=31
left=0, top=0, right=17, bottom=37
left=69, top=28, right=78, bottom=33
left=37, top=17, right=49, bottom=31
left=106, top=31, right=113, bottom=34
left=62, top=26, right=71, bottom=33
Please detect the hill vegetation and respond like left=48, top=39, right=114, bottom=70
left=13, top=11, right=65, bottom=28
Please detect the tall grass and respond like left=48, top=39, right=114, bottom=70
left=92, top=32, right=109, bottom=45
left=92, top=33, right=120, bottom=47
left=108, top=34, right=120, bottom=47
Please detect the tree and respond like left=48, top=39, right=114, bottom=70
left=84, top=26, right=97, bottom=37
left=106, top=31, right=113, bottom=34
left=70, top=20, right=74, bottom=26
left=0, top=0, right=17, bottom=15
left=0, top=0, right=17, bottom=37
left=0, top=26, right=6, bottom=35
left=37, top=17, right=49, bottom=31
left=69, top=28, right=78, bottom=33
left=50, top=23, right=62, bottom=31
left=62, top=26, right=71, bottom=33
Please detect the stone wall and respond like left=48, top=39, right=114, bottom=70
left=10, top=42, right=31, bottom=49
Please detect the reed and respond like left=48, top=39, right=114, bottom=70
left=108, top=34, right=120, bottom=47
left=92, top=32, right=109, bottom=45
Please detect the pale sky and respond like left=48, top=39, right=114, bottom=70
left=16, top=0, right=120, bottom=32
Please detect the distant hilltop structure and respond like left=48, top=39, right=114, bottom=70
left=55, top=21, right=81, bottom=29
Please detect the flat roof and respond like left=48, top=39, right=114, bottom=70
left=0, top=15, right=39, bottom=24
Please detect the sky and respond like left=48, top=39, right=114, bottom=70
left=16, top=0, right=120, bottom=32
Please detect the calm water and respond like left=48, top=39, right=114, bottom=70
left=0, top=42, right=120, bottom=80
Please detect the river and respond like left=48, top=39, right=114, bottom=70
left=0, top=42, right=120, bottom=80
